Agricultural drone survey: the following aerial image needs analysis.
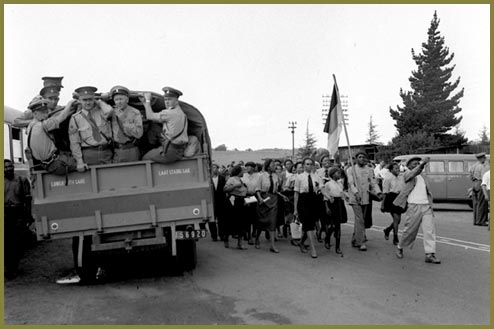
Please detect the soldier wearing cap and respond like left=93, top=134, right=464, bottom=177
left=26, top=98, right=78, bottom=175
left=13, top=76, right=65, bottom=129
left=103, top=86, right=143, bottom=163
left=68, top=86, right=113, bottom=171
left=469, top=152, right=489, bottom=226
left=141, top=87, right=188, bottom=164
left=345, top=151, right=382, bottom=251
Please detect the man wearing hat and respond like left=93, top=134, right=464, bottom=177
left=26, top=98, right=78, bottom=175
left=469, top=152, right=489, bottom=226
left=68, top=86, right=113, bottom=171
left=393, top=156, right=441, bottom=264
left=141, top=87, right=188, bottom=164
left=103, top=85, right=143, bottom=163
left=345, top=151, right=382, bottom=251
left=13, top=76, right=65, bottom=129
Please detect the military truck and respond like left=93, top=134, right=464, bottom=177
left=31, top=90, right=214, bottom=281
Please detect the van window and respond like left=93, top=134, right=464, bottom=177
left=448, top=161, right=464, bottom=173
left=429, top=161, right=445, bottom=173
left=467, top=161, right=477, bottom=172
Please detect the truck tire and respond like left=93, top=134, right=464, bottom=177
left=176, top=240, right=197, bottom=271
left=73, top=236, right=98, bottom=283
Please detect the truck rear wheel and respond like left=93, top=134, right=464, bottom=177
left=72, top=236, right=98, bottom=283
left=176, top=239, right=197, bottom=271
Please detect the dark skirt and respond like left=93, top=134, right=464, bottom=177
left=256, top=192, right=278, bottom=231
left=225, top=195, right=248, bottom=236
left=283, top=190, right=295, bottom=215
left=297, top=193, right=319, bottom=231
left=327, top=197, right=348, bottom=224
left=382, top=192, right=404, bottom=214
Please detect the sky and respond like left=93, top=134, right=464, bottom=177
left=4, top=4, right=490, bottom=151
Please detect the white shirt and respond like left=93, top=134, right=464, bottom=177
left=322, top=179, right=344, bottom=200
left=212, top=175, right=218, bottom=189
left=294, top=172, right=323, bottom=194
left=481, top=170, right=490, bottom=191
left=407, top=175, right=429, bottom=204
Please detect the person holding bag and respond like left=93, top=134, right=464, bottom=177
left=294, top=157, right=323, bottom=259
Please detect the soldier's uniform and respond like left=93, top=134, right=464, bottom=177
left=142, top=87, right=188, bottom=164
left=68, top=86, right=113, bottom=167
left=107, top=86, right=143, bottom=163
left=26, top=98, right=77, bottom=175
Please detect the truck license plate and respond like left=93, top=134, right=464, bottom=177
left=176, top=229, right=207, bottom=240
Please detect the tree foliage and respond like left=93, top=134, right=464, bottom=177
left=390, top=131, right=441, bottom=155
left=477, top=125, right=490, bottom=144
left=389, top=11, right=464, bottom=149
left=297, top=124, right=317, bottom=159
left=365, top=115, right=380, bottom=144
left=214, top=144, right=227, bottom=151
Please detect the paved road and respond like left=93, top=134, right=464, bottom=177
left=4, top=205, right=490, bottom=325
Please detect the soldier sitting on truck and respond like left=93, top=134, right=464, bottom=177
left=103, top=85, right=143, bottom=163
left=141, top=87, right=189, bottom=164
left=68, top=86, right=114, bottom=172
left=13, top=76, right=65, bottom=129
left=26, top=98, right=78, bottom=175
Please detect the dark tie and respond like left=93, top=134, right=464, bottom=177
left=325, top=169, right=329, bottom=178
left=268, top=174, right=274, bottom=194
left=308, top=174, right=314, bottom=194
left=88, top=112, right=102, bottom=142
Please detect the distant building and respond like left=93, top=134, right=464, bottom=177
left=337, top=143, right=380, bottom=163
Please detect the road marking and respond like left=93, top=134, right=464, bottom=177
left=343, top=222, right=490, bottom=253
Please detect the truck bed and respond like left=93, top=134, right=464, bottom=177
left=33, top=155, right=214, bottom=241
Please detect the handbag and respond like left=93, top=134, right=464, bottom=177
left=290, top=218, right=303, bottom=239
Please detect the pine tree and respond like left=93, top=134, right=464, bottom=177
left=365, top=115, right=380, bottom=144
left=390, top=11, right=464, bottom=148
left=478, top=125, right=489, bottom=144
left=297, top=121, right=317, bottom=159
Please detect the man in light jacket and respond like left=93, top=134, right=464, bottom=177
left=393, top=156, right=440, bottom=264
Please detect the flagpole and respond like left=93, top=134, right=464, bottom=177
left=333, top=74, right=362, bottom=200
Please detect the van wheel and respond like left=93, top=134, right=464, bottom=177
left=176, top=240, right=197, bottom=271
left=73, top=236, right=98, bottom=283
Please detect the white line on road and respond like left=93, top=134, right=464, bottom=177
left=343, top=222, right=490, bottom=253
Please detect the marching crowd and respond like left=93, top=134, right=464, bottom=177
left=209, top=151, right=465, bottom=264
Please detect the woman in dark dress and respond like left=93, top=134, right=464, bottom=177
left=381, top=162, right=405, bottom=245
left=294, top=158, right=323, bottom=258
left=255, top=159, right=283, bottom=253
left=322, top=168, right=348, bottom=255
left=223, top=165, right=248, bottom=250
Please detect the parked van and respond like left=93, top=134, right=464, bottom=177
left=393, top=154, right=490, bottom=207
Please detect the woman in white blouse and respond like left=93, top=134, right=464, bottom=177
left=294, top=158, right=323, bottom=258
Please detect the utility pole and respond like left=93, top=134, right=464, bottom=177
left=288, top=121, right=297, bottom=159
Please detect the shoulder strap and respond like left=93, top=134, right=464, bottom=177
left=162, top=115, right=187, bottom=142
left=114, top=115, right=134, bottom=141
left=79, top=111, right=111, bottom=142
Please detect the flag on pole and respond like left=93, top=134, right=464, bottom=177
left=323, top=79, right=343, bottom=157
